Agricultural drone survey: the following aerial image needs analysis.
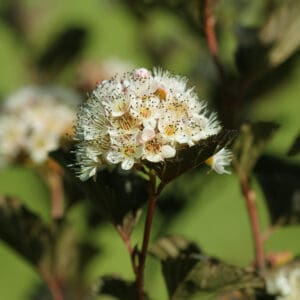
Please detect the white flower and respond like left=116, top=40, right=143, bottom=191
left=205, top=148, right=232, bottom=174
left=266, top=265, right=300, bottom=300
left=74, top=68, right=224, bottom=180
left=142, top=135, right=176, bottom=162
left=106, top=134, right=143, bottom=170
left=75, top=142, right=104, bottom=181
left=0, top=86, right=80, bottom=166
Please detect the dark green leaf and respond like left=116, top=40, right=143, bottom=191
left=172, top=257, right=264, bottom=300
left=151, top=236, right=264, bottom=300
left=145, top=129, right=237, bottom=183
left=94, top=276, right=148, bottom=300
left=235, top=26, right=270, bottom=76
left=288, top=132, right=300, bottom=156
left=254, top=155, right=300, bottom=225
left=0, top=196, right=52, bottom=266
left=233, top=122, right=279, bottom=176
left=51, top=148, right=148, bottom=237
left=37, top=26, right=87, bottom=76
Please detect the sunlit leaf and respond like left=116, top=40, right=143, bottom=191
left=0, top=196, right=52, bottom=266
left=254, top=155, right=300, bottom=225
left=235, top=0, right=300, bottom=76
left=145, top=130, right=237, bottom=183
left=233, top=122, right=279, bottom=177
left=149, top=235, right=201, bottom=261
left=260, top=0, right=300, bottom=67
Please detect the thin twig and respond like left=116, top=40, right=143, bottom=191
left=115, top=224, right=138, bottom=275
left=201, top=0, right=225, bottom=82
left=261, top=223, right=281, bottom=242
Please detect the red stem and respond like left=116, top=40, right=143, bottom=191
left=202, top=0, right=225, bottom=82
left=240, top=175, right=265, bottom=271
left=136, top=181, right=164, bottom=300
left=40, top=269, right=64, bottom=300
left=136, top=194, right=157, bottom=300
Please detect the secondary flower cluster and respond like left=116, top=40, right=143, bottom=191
left=75, top=68, right=231, bottom=180
left=0, top=86, right=80, bottom=167
left=266, top=263, right=300, bottom=300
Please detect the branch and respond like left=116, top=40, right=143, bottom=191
left=201, top=0, right=225, bottom=82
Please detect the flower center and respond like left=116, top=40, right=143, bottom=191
left=164, top=124, right=176, bottom=136
left=115, top=113, right=138, bottom=130
left=205, top=156, right=214, bottom=166
left=123, top=145, right=136, bottom=156
left=140, top=107, right=151, bottom=118
left=155, top=87, right=167, bottom=100
left=145, top=139, right=161, bottom=153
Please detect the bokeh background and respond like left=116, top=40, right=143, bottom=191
left=0, top=0, right=299, bottom=299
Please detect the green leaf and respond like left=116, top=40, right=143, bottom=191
left=94, top=276, right=148, bottom=300
left=233, top=122, right=279, bottom=177
left=36, top=26, right=87, bottom=76
left=235, top=26, right=270, bottom=77
left=51, top=148, right=148, bottom=237
left=254, top=155, right=300, bottom=225
left=151, top=236, right=264, bottom=300
left=0, top=196, right=52, bottom=266
left=288, top=132, right=300, bottom=156
left=145, top=130, right=237, bottom=183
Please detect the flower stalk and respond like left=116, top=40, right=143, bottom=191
left=136, top=180, right=165, bottom=300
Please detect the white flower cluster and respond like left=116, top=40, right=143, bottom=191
left=266, top=265, right=300, bottom=300
left=0, top=86, right=80, bottom=167
left=75, top=68, right=231, bottom=181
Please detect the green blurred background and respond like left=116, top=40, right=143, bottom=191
left=0, top=0, right=299, bottom=299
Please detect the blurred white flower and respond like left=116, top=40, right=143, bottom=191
left=266, top=264, right=300, bottom=300
left=205, top=148, right=232, bottom=174
left=0, top=86, right=80, bottom=167
left=75, top=68, right=223, bottom=180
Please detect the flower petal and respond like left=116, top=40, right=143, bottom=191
left=161, top=145, right=176, bottom=158
left=121, top=158, right=135, bottom=170
left=106, top=151, right=123, bottom=164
